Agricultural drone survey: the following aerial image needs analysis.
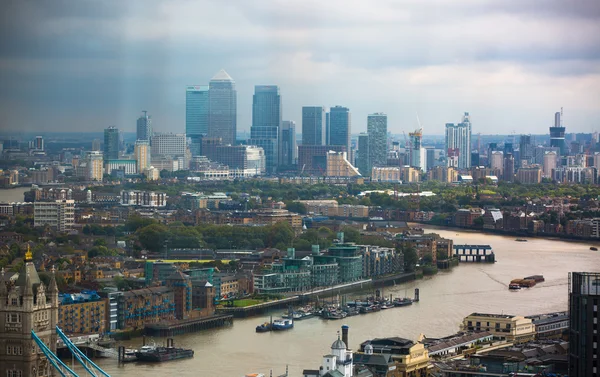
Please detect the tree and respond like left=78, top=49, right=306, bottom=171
left=473, top=217, right=484, bottom=228
left=136, top=224, right=170, bottom=253
left=341, top=227, right=360, bottom=243
left=285, top=202, right=307, bottom=215
left=93, top=239, right=107, bottom=247
left=421, top=253, right=434, bottom=266
left=401, top=246, right=418, bottom=272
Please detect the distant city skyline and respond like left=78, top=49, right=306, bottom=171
left=0, top=1, right=599, bottom=135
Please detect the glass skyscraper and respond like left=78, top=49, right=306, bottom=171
left=136, top=111, right=152, bottom=142
left=329, top=106, right=351, bottom=154
left=208, top=69, right=237, bottom=145
left=356, top=133, right=370, bottom=176
left=445, top=112, right=472, bottom=169
left=367, top=113, right=387, bottom=167
left=250, top=85, right=281, bottom=173
left=186, top=85, right=209, bottom=155
left=103, top=126, right=120, bottom=160
left=302, top=107, right=326, bottom=146
left=280, top=120, right=297, bottom=167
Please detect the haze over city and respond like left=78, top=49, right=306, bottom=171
left=1, top=0, right=600, bottom=134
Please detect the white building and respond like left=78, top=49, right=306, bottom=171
left=490, top=151, right=504, bottom=174
left=104, top=159, right=137, bottom=175
left=34, top=199, right=75, bottom=231
left=151, top=133, right=188, bottom=169
left=543, top=151, right=558, bottom=178
left=120, top=190, right=167, bottom=207
left=445, top=112, right=472, bottom=169
left=83, top=151, right=103, bottom=181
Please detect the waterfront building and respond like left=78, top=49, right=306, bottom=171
left=103, top=126, right=120, bottom=160
left=568, top=272, right=600, bottom=377
left=250, top=85, right=281, bottom=173
left=354, top=337, right=429, bottom=377
left=0, top=249, right=59, bottom=377
left=298, top=145, right=346, bottom=176
left=516, top=166, right=542, bottom=184
left=329, top=106, right=352, bottom=161
left=186, top=85, right=209, bottom=155
left=34, top=199, right=75, bottom=231
left=185, top=267, right=221, bottom=299
left=445, top=112, right=472, bottom=169
left=361, top=246, right=402, bottom=278
left=396, top=233, right=453, bottom=264
left=367, top=113, right=387, bottom=168
left=424, top=331, right=494, bottom=357
left=356, top=133, right=370, bottom=176
left=134, top=140, right=151, bottom=173
left=462, top=313, right=536, bottom=343
left=280, top=120, right=297, bottom=167
left=104, top=159, right=137, bottom=175
left=58, top=291, right=107, bottom=335
left=120, top=190, right=167, bottom=207
left=191, top=280, right=216, bottom=317
left=324, top=243, right=363, bottom=283
left=117, top=287, right=175, bottom=330
left=208, top=69, right=237, bottom=145
left=136, top=111, right=152, bottom=143
left=526, top=311, right=569, bottom=340
left=302, top=106, right=326, bottom=146
left=166, top=271, right=193, bottom=320
left=253, top=254, right=312, bottom=294
left=326, top=151, right=361, bottom=177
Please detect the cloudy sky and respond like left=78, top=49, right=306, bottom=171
left=1, top=0, right=599, bottom=135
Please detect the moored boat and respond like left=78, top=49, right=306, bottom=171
left=134, top=345, right=193, bottom=362
left=255, top=322, right=272, bottom=333
left=393, top=298, right=413, bottom=307
left=509, top=283, right=522, bottom=290
left=272, top=319, right=294, bottom=330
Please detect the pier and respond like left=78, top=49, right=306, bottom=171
left=453, top=244, right=495, bottom=262
left=144, top=314, right=234, bottom=337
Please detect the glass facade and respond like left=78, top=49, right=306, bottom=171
left=329, top=106, right=351, bottom=159
left=367, top=113, right=387, bottom=168
left=103, top=126, right=120, bottom=160
left=302, top=106, right=326, bottom=146
left=209, top=70, right=237, bottom=145
left=136, top=111, right=152, bottom=142
left=280, top=120, right=297, bottom=166
left=186, top=85, right=209, bottom=155
left=356, top=133, right=370, bottom=176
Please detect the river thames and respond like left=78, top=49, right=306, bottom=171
left=89, top=226, right=600, bottom=377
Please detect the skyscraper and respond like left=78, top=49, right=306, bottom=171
left=186, top=85, right=209, bottom=155
left=550, top=110, right=566, bottom=156
left=503, top=153, right=514, bottom=182
left=519, top=134, right=533, bottom=163
left=280, top=120, right=297, bottom=167
left=356, top=133, right=370, bottom=176
left=568, top=272, right=600, bottom=377
left=329, top=106, right=351, bottom=160
left=250, top=85, right=281, bottom=173
left=208, top=69, right=237, bottom=145
left=103, top=126, right=120, bottom=160
left=136, top=111, right=152, bottom=142
left=367, top=113, right=387, bottom=167
left=134, top=140, right=151, bottom=173
left=302, top=107, right=326, bottom=146
left=409, top=129, right=426, bottom=171
left=445, top=112, right=472, bottom=170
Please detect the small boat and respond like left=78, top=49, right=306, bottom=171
left=272, top=319, right=294, bottom=330
left=515, top=238, right=528, bottom=242
left=359, top=306, right=372, bottom=314
left=591, top=247, right=598, bottom=251
left=322, top=310, right=347, bottom=320
left=393, top=298, right=413, bottom=307
left=134, top=345, right=194, bottom=362
left=524, top=275, right=545, bottom=283
left=509, top=283, right=521, bottom=290
left=255, top=322, right=272, bottom=333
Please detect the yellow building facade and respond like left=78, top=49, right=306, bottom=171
left=462, top=313, right=536, bottom=343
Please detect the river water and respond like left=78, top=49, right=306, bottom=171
left=88, top=227, right=600, bottom=377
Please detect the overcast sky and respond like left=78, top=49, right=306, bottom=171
left=1, top=0, right=599, bottom=135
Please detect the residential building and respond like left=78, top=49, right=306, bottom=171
left=503, top=153, right=515, bottom=182
left=568, top=272, right=600, bottom=377
left=516, top=166, right=542, bottom=184
left=367, top=113, right=387, bottom=167
left=0, top=251, right=59, bottom=377
left=207, top=144, right=266, bottom=177
left=302, top=106, right=326, bottom=146
left=326, top=151, right=361, bottom=177
left=34, top=199, right=75, bottom=231
left=409, top=129, right=426, bottom=171
left=453, top=208, right=484, bottom=227
left=118, top=287, right=175, bottom=330
left=553, top=166, right=597, bottom=184
left=120, top=190, right=167, bottom=207
left=490, top=151, right=504, bottom=174
left=103, top=126, right=120, bottom=160
left=324, top=243, right=363, bottom=283
left=483, top=209, right=503, bottom=230
left=165, top=271, right=193, bottom=320
left=186, top=85, right=209, bottom=155
left=136, top=111, right=152, bottom=143
left=371, top=167, right=401, bottom=182
left=526, top=311, right=569, bottom=340
left=543, top=151, right=558, bottom=178
left=462, top=313, right=536, bottom=343
left=362, top=246, right=402, bottom=278
left=298, top=145, right=345, bottom=176
left=445, top=112, right=472, bottom=169
left=83, top=151, right=103, bottom=181
left=104, top=159, right=137, bottom=175
left=427, top=166, right=458, bottom=182
left=520, top=134, right=534, bottom=163
left=299, top=200, right=369, bottom=218
left=356, top=133, right=370, bottom=176
left=280, top=120, right=297, bottom=167
left=208, top=69, right=237, bottom=145
left=134, top=140, right=151, bottom=173
left=400, top=166, right=421, bottom=183
left=58, top=291, right=107, bottom=335
left=151, top=133, right=186, bottom=160
left=329, top=106, right=352, bottom=161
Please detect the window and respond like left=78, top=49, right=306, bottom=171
left=11, top=298, right=17, bottom=306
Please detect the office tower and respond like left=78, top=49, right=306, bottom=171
left=103, top=126, right=120, bottom=160
left=356, top=133, right=370, bottom=176
left=329, top=106, right=351, bottom=160
left=280, top=120, right=297, bottom=167
left=543, top=151, right=558, bottom=178
left=134, top=140, right=151, bottom=173
left=84, top=151, right=103, bottom=181
left=408, top=129, right=426, bottom=171
left=519, top=135, right=533, bottom=162
left=550, top=110, right=566, bottom=156
left=325, top=112, right=331, bottom=145
left=504, top=142, right=513, bottom=154
left=503, top=153, right=514, bottom=182
left=490, top=151, right=504, bottom=174
left=367, top=113, right=388, bottom=167
left=568, top=272, right=600, bottom=377
left=136, top=111, right=152, bottom=142
left=471, top=152, right=480, bottom=167
left=151, top=133, right=186, bottom=157
left=445, top=112, right=472, bottom=169
left=185, top=85, right=209, bottom=155
left=92, top=139, right=101, bottom=151
left=250, top=85, right=281, bottom=173
left=208, top=69, right=237, bottom=145
left=33, top=136, right=44, bottom=151
left=426, top=148, right=436, bottom=171
left=302, top=106, right=326, bottom=146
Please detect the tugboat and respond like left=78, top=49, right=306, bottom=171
left=272, top=318, right=294, bottom=331
left=255, top=322, right=272, bottom=333
left=134, top=340, right=193, bottom=362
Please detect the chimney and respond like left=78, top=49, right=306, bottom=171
left=342, top=325, right=349, bottom=349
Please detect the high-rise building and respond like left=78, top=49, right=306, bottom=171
left=329, top=106, right=351, bottom=160
left=186, top=85, right=209, bottom=155
left=445, top=112, right=472, bottom=169
left=503, top=153, right=515, bottom=182
left=33, top=136, right=44, bottom=151
left=0, top=250, right=59, bottom=377
left=519, top=134, right=533, bottom=162
left=409, top=129, right=426, bottom=171
left=367, top=113, right=387, bottom=167
left=34, top=199, right=75, bottom=231
left=92, top=139, right=101, bottom=151
left=490, top=151, right=504, bottom=174
left=250, top=85, right=281, bottom=173
left=550, top=110, right=566, bottom=156
left=298, top=145, right=345, bottom=176
left=543, top=151, right=558, bottom=178
left=302, top=107, right=326, bottom=146
left=83, top=151, right=103, bottom=181
left=356, top=133, right=370, bottom=176
left=208, top=69, right=237, bottom=145
left=134, top=140, right=151, bottom=173
left=325, top=111, right=331, bottom=145
left=568, top=272, right=600, bottom=377
left=103, top=126, right=120, bottom=160
left=151, top=133, right=186, bottom=157
left=516, top=166, right=542, bottom=184
left=136, top=111, right=152, bottom=142
left=280, top=120, right=297, bottom=167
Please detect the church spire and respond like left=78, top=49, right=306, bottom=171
left=48, top=265, right=58, bottom=294
left=25, top=244, right=33, bottom=262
